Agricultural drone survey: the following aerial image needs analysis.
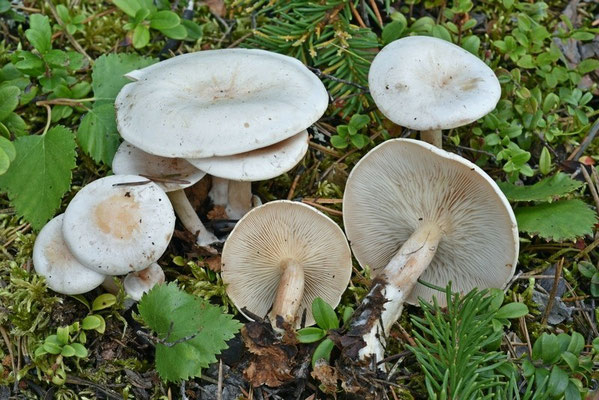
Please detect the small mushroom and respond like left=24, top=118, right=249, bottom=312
left=189, top=130, right=309, bottom=219
left=123, top=263, right=165, bottom=301
left=115, top=49, right=328, bottom=158
left=62, top=175, right=176, bottom=275
left=221, top=200, right=352, bottom=329
left=112, top=141, right=219, bottom=252
left=32, top=214, right=105, bottom=295
left=341, top=139, right=518, bottom=362
left=368, top=36, right=501, bottom=148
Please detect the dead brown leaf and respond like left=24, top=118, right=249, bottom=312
left=204, top=0, right=225, bottom=17
left=207, top=205, right=228, bottom=220
left=204, top=255, right=222, bottom=272
left=311, top=360, right=338, bottom=395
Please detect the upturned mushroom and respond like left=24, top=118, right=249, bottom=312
left=33, top=214, right=105, bottom=295
left=62, top=175, right=176, bottom=276
left=340, top=139, right=518, bottom=363
left=112, top=141, right=219, bottom=252
left=221, top=200, right=352, bottom=329
left=368, top=36, right=501, bottom=148
left=123, top=263, right=165, bottom=301
left=188, top=130, right=309, bottom=219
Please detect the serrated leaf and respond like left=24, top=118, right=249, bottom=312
left=26, top=14, right=52, bottom=54
left=0, top=126, right=76, bottom=230
left=497, top=172, right=583, bottom=202
left=0, top=86, right=19, bottom=120
left=91, top=53, right=156, bottom=104
left=138, top=283, right=241, bottom=382
left=516, top=199, right=597, bottom=241
left=77, top=103, right=120, bottom=165
left=312, top=297, right=338, bottom=330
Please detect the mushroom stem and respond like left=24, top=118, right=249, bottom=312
left=167, top=189, right=219, bottom=253
left=226, top=181, right=253, bottom=220
left=270, top=259, right=305, bottom=327
left=342, top=223, right=441, bottom=364
left=209, top=176, right=229, bottom=206
left=420, top=130, right=442, bottom=148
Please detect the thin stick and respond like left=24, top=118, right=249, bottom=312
left=287, top=170, right=303, bottom=200
left=217, top=359, right=223, bottom=400
left=42, top=104, right=52, bottom=135
left=308, top=66, right=370, bottom=92
left=45, top=0, right=93, bottom=63
left=0, top=326, right=16, bottom=380
left=517, top=293, right=533, bottom=358
left=301, top=198, right=343, bottom=204
left=227, top=32, right=253, bottom=48
left=308, top=141, right=341, bottom=157
left=575, top=236, right=599, bottom=261
left=581, top=166, right=599, bottom=212
left=368, top=0, right=383, bottom=26
left=301, top=200, right=342, bottom=216
left=540, top=258, right=564, bottom=326
left=349, top=2, right=367, bottom=28
left=567, top=118, right=599, bottom=161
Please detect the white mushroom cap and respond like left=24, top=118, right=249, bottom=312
left=62, top=175, right=176, bottom=275
left=186, top=130, right=308, bottom=181
left=123, top=263, right=165, bottom=301
left=343, top=139, right=518, bottom=306
left=368, top=36, right=501, bottom=131
left=112, top=141, right=206, bottom=192
left=115, top=49, right=328, bottom=158
left=221, top=200, right=352, bottom=327
left=33, top=214, right=105, bottom=295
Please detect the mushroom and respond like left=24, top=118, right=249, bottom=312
left=123, top=263, right=165, bottom=301
left=112, top=141, right=219, bottom=252
left=221, top=200, right=352, bottom=329
left=62, top=175, right=176, bottom=276
left=188, top=130, right=309, bottom=219
left=32, top=214, right=106, bottom=295
left=115, top=49, right=328, bottom=158
left=341, top=139, right=518, bottom=362
left=368, top=36, right=501, bottom=148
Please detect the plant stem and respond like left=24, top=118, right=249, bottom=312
left=421, top=130, right=442, bottom=148
left=167, top=190, right=218, bottom=253
left=270, top=259, right=305, bottom=327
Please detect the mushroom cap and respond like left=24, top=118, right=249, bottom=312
left=33, top=214, right=105, bottom=295
left=112, top=141, right=206, bottom=192
left=343, top=139, right=518, bottom=306
left=221, top=200, right=352, bottom=327
left=62, top=175, right=176, bottom=275
left=123, top=262, right=165, bottom=301
left=186, top=130, right=309, bottom=181
left=368, top=36, right=501, bottom=131
left=115, top=49, right=328, bottom=158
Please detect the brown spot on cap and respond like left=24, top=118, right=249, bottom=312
left=94, top=194, right=141, bottom=239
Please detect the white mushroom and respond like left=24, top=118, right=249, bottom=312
left=341, top=139, right=518, bottom=363
left=32, top=214, right=105, bottom=295
left=123, top=263, right=165, bottom=301
left=112, top=141, right=219, bottom=252
left=221, top=200, right=352, bottom=329
left=62, top=175, right=176, bottom=275
left=368, top=36, right=501, bottom=148
left=190, top=130, right=310, bottom=219
left=115, top=49, right=328, bottom=158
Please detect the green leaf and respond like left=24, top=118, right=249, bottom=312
left=330, top=135, right=348, bottom=149
left=113, top=0, right=142, bottom=17
left=43, top=341, right=62, bottom=355
left=0, top=0, right=10, bottom=13
left=349, top=114, right=369, bottom=129
left=297, top=327, right=326, bottom=343
left=56, top=326, right=69, bottom=345
left=516, top=199, right=597, bottom=241
left=495, top=302, right=528, bottom=319
left=25, top=14, right=52, bottom=54
left=92, top=293, right=116, bottom=311
left=547, top=366, right=569, bottom=397
left=14, top=51, right=45, bottom=76
left=566, top=331, right=584, bottom=355
left=61, top=344, right=76, bottom=357
left=431, top=25, right=451, bottom=42
left=577, top=59, right=599, bottom=75
left=91, top=53, right=156, bottom=104
left=0, top=137, right=15, bottom=162
left=312, top=338, right=335, bottom=367
left=0, top=149, right=9, bottom=175
left=81, top=315, right=102, bottom=331
left=312, top=297, right=338, bottom=330
left=461, top=35, right=480, bottom=55
left=577, top=261, right=596, bottom=278
left=132, top=25, right=150, bottom=48
left=159, top=24, right=187, bottom=40
left=564, top=381, right=581, bottom=400
left=539, top=147, right=551, bottom=175
left=181, top=20, right=203, bottom=41
left=350, top=134, right=369, bottom=149
left=497, top=173, right=583, bottom=202
left=560, top=352, right=578, bottom=371
left=138, top=283, right=241, bottom=382
left=382, top=20, right=406, bottom=45
left=71, top=342, right=88, bottom=358
left=149, top=10, right=180, bottom=30
left=0, top=86, right=20, bottom=120
left=0, top=126, right=76, bottom=230
left=77, top=104, right=121, bottom=165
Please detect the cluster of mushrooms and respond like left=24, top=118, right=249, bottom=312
left=32, top=36, right=519, bottom=367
